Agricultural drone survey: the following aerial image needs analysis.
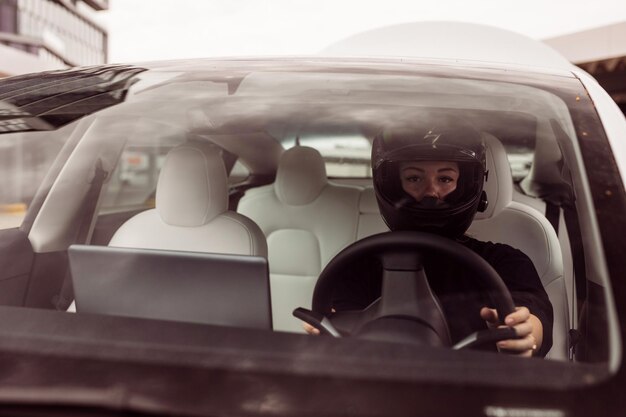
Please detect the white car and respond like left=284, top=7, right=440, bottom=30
left=0, top=22, right=624, bottom=416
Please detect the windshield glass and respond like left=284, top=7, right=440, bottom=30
left=0, top=60, right=618, bottom=393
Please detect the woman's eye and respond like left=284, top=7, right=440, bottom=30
left=439, top=176, right=455, bottom=184
left=405, top=176, right=421, bottom=183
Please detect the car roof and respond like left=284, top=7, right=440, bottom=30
left=319, top=21, right=577, bottom=72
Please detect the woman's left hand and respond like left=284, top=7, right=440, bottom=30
left=480, top=306, right=542, bottom=357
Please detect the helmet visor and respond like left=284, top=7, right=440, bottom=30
left=377, top=158, right=482, bottom=212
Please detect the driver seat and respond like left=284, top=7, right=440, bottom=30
left=467, top=133, right=568, bottom=360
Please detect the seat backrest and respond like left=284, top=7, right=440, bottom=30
left=467, top=133, right=568, bottom=360
left=110, top=140, right=267, bottom=257
left=357, top=187, right=389, bottom=239
left=238, top=146, right=361, bottom=332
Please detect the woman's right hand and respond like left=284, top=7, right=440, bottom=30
left=480, top=306, right=540, bottom=357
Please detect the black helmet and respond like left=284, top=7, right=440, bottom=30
left=372, top=120, right=488, bottom=238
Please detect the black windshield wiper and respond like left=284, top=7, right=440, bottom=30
left=0, top=64, right=147, bottom=133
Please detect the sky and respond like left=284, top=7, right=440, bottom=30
left=93, top=0, right=626, bottom=64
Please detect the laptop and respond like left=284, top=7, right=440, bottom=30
left=68, top=244, right=271, bottom=330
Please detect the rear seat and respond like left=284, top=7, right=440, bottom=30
left=240, top=180, right=389, bottom=332
left=357, top=187, right=389, bottom=239
left=238, top=146, right=362, bottom=332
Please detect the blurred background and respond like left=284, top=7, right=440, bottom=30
left=0, top=0, right=624, bottom=111
left=0, top=0, right=624, bottom=228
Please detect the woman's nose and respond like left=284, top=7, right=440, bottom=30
left=423, top=179, right=439, bottom=197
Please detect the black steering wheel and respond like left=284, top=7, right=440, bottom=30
left=295, top=231, right=517, bottom=349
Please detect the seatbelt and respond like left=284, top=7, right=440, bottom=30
left=53, top=159, right=108, bottom=310
left=545, top=200, right=587, bottom=360
left=544, top=202, right=560, bottom=235
left=562, top=204, right=586, bottom=308
left=562, top=203, right=586, bottom=360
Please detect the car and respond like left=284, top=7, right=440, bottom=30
left=0, top=22, right=624, bottom=416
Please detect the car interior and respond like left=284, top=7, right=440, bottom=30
left=76, top=120, right=571, bottom=360
left=0, top=62, right=615, bottom=369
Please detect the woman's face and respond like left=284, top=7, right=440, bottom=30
left=399, top=160, right=460, bottom=204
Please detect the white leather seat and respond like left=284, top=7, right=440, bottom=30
left=467, top=133, right=568, bottom=360
left=110, top=140, right=267, bottom=257
left=357, top=187, right=389, bottom=239
left=238, top=146, right=361, bottom=332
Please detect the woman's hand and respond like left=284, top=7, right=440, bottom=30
left=302, top=308, right=335, bottom=335
left=480, top=306, right=543, bottom=357
left=302, top=322, right=320, bottom=335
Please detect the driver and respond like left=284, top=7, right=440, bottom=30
left=305, top=121, right=553, bottom=358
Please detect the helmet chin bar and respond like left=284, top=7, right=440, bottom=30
left=413, top=196, right=452, bottom=209
left=379, top=191, right=484, bottom=238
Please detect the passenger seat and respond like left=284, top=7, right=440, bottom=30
left=110, top=140, right=267, bottom=257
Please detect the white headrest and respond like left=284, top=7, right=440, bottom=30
left=474, top=133, right=513, bottom=220
left=275, top=146, right=328, bottom=206
left=156, top=141, right=228, bottom=227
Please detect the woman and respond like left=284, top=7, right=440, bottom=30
left=306, top=121, right=553, bottom=358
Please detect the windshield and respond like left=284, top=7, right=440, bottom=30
left=0, top=59, right=619, bottom=401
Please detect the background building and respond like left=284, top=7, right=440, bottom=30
left=0, top=0, right=108, bottom=77
left=0, top=0, right=108, bottom=224
left=545, top=21, right=626, bottom=115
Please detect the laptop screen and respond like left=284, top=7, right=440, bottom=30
left=69, top=245, right=271, bottom=330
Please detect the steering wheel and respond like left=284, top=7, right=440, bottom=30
left=294, top=231, right=517, bottom=349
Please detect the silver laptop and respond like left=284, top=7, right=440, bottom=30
left=68, top=245, right=271, bottom=329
